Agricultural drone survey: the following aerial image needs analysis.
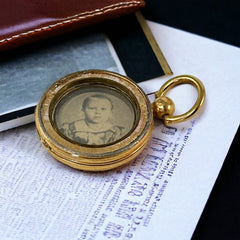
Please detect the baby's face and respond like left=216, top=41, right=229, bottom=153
left=84, top=98, right=112, bottom=124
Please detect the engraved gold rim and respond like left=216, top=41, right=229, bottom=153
left=35, top=70, right=153, bottom=171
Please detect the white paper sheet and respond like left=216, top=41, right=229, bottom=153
left=0, top=22, right=239, bottom=240
left=137, top=21, right=240, bottom=240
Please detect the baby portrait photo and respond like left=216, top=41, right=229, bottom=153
left=55, top=86, right=136, bottom=146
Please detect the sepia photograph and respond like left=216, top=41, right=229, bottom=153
left=55, top=86, right=136, bottom=146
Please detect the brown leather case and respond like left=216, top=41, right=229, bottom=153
left=0, top=0, right=145, bottom=51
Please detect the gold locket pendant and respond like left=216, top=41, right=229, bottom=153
left=35, top=70, right=205, bottom=171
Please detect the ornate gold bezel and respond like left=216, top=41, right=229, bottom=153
left=35, top=70, right=153, bottom=171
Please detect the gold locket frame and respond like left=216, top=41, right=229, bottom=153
left=36, top=70, right=205, bottom=171
left=35, top=70, right=154, bottom=171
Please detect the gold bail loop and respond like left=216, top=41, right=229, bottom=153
left=152, top=75, right=206, bottom=125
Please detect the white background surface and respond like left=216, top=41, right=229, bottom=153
left=136, top=21, right=240, bottom=239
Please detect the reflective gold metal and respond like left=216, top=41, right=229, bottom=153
left=153, top=75, right=205, bottom=125
left=152, top=96, right=175, bottom=119
left=35, top=70, right=153, bottom=171
left=35, top=71, right=205, bottom=171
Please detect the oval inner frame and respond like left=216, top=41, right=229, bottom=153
left=53, top=80, right=138, bottom=148
left=36, top=70, right=153, bottom=168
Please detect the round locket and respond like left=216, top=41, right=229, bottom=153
left=35, top=70, right=205, bottom=171
left=35, top=70, right=153, bottom=171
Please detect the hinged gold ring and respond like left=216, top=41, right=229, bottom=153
left=152, top=75, right=206, bottom=125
